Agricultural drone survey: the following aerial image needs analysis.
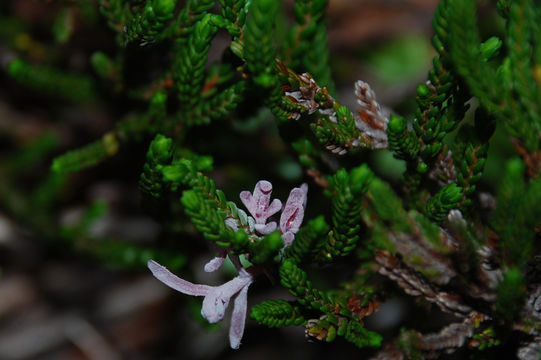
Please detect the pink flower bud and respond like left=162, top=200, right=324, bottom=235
left=280, top=183, right=308, bottom=243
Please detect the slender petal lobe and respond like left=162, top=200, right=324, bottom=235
left=148, top=260, right=211, bottom=296
left=229, top=284, right=250, bottom=349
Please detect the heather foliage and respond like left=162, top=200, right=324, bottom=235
left=1, top=0, right=541, bottom=358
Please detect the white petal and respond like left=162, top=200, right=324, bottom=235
left=254, top=221, right=277, bottom=235
left=148, top=260, right=211, bottom=296
left=229, top=284, right=250, bottom=349
left=201, top=290, right=229, bottom=323
left=204, top=253, right=226, bottom=273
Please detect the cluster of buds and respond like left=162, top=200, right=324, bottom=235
left=148, top=180, right=308, bottom=348
left=226, top=180, right=308, bottom=246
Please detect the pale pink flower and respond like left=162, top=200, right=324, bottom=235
left=148, top=180, right=309, bottom=349
left=148, top=260, right=254, bottom=349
